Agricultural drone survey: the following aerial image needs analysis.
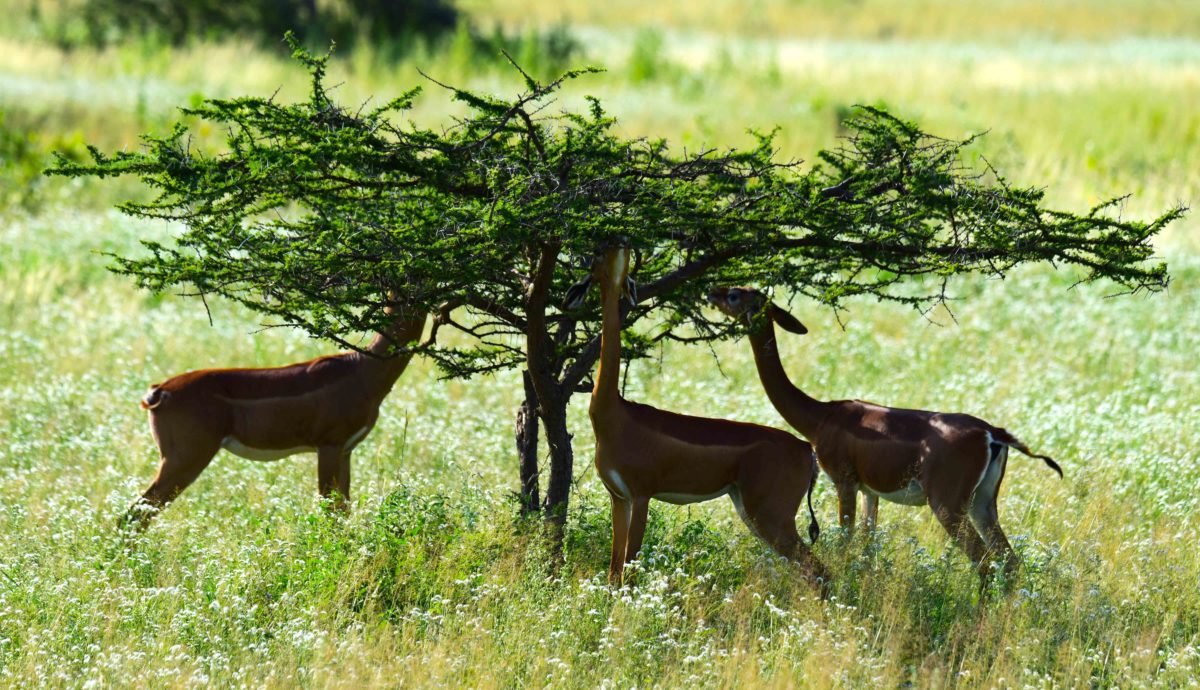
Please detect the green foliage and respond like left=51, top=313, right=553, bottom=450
left=49, top=46, right=1181, bottom=384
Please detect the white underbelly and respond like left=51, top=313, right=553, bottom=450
left=220, top=425, right=372, bottom=462
left=654, top=487, right=731, bottom=505
left=862, top=479, right=927, bottom=506
left=221, top=437, right=315, bottom=462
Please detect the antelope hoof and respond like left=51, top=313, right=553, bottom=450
left=815, top=574, right=832, bottom=601
left=118, top=501, right=158, bottom=534
left=805, top=562, right=833, bottom=599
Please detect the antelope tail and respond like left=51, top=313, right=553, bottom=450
left=993, top=428, right=1063, bottom=479
left=806, top=450, right=821, bottom=545
left=140, top=386, right=169, bottom=410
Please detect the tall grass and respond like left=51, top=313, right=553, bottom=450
left=1, top=1, right=1198, bottom=687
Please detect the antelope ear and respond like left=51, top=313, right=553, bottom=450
left=625, top=276, right=638, bottom=306
left=769, top=303, right=808, bottom=335
left=562, top=277, right=592, bottom=310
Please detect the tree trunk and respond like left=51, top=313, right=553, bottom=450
left=522, top=242, right=578, bottom=545
left=540, top=396, right=575, bottom=538
left=514, top=370, right=541, bottom=516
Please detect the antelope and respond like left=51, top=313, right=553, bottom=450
left=564, top=247, right=828, bottom=587
left=707, top=286, right=1062, bottom=583
left=121, top=304, right=427, bottom=532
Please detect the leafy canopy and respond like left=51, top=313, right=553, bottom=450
left=50, top=41, right=1183, bottom=387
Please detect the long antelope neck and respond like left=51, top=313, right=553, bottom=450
left=747, top=312, right=826, bottom=440
left=593, top=254, right=624, bottom=406
left=361, top=307, right=427, bottom=390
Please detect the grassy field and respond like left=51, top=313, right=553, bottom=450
left=2, top=1, right=1199, bottom=687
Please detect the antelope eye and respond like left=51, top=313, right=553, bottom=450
left=728, top=292, right=740, bottom=303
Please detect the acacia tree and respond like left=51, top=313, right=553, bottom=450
left=52, top=44, right=1182, bottom=533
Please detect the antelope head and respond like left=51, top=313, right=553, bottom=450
left=563, top=245, right=637, bottom=310
left=707, top=286, right=808, bottom=335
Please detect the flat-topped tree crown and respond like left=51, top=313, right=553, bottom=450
left=49, top=41, right=1183, bottom=533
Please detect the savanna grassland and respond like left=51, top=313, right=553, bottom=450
left=1, top=1, right=1199, bottom=687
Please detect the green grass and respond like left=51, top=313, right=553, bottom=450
left=2, top=2, right=1199, bottom=687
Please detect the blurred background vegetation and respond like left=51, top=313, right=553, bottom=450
left=15, top=0, right=457, bottom=48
